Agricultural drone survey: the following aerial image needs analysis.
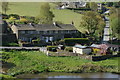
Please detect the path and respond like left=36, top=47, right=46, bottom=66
left=102, top=12, right=110, bottom=43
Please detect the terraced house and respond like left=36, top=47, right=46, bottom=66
left=11, top=23, right=78, bottom=43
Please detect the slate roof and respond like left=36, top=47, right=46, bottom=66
left=74, top=44, right=89, bottom=49
left=14, top=24, right=77, bottom=31
left=90, top=44, right=100, bottom=48
left=90, top=44, right=109, bottom=50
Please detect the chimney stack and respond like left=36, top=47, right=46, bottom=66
left=53, top=22, right=57, bottom=26
left=71, top=21, right=74, bottom=25
left=29, top=23, right=34, bottom=27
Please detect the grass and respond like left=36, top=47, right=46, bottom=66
left=0, top=74, right=16, bottom=80
left=1, top=50, right=119, bottom=76
left=5, top=2, right=84, bottom=32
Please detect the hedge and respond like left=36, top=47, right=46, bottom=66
left=67, top=8, right=91, bottom=11
left=2, top=42, right=19, bottom=47
left=63, top=38, right=89, bottom=46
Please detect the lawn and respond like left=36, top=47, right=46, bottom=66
left=5, top=2, right=84, bottom=32
left=1, top=50, right=119, bottom=76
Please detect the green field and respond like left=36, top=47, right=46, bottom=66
left=1, top=51, right=119, bottom=76
left=4, top=2, right=84, bottom=32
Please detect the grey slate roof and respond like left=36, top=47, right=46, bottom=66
left=14, top=24, right=77, bottom=31
left=74, top=44, right=89, bottom=49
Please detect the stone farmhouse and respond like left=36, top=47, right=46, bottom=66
left=11, top=23, right=79, bottom=43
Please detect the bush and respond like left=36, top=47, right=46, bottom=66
left=32, top=38, right=41, bottom=44
left=2, top=14, right=9, bottom=19
left=65, top=47, right=73, bottom=52
left=25, top=16, right=35, bottom=23
left=47, top=46, right=58, bottom=52
left=9, top=14, right=20, bottom=19
left=63, top=38, right=89, bottom=46
left=20, top=18, right=28, bottom=22
left=92, top=48, right=100, bottom=54
left=9, top=16, right=16, bottom=21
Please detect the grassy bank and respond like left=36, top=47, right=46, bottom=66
left=1, top=50, right=119, bottom=76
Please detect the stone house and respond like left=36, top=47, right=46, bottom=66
left=61, top=2, right=86, bottom=9
left=11, top=23, right=78, bottom=43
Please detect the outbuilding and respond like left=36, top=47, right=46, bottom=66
left=90, top=44, right=109, bottom=55
left=73, top=44, right=91, bottom=54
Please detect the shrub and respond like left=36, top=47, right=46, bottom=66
left=32, top=38, right=41, bottom=44
left=20, top=18, right=28, bottom=22
left=25, top=16, right=35, bottom=23
left=9, top=16, right=16, bottom=21
left=47, top=46, right=58, bottom=52
left=2, top=14, right=9, bottom=19
left=9, top=14, right=20, bottom=19
left=65, top=47, right=73, bottom=52
left=92, top=48, right=100, bottom=54
left=63, top=38, right=89, bottom=46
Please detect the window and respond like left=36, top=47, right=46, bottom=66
left=65, top=30, right=68, bottom=33
left=53, top=30, right=55, bottom=33
left=61, top=30, right=64, bottom=33
left=20, top=31, right=25, bottom=34
left=67, top=30, right=70, bottom=33
left=37, top=31, right=39, bottom=34
left=39, top=31, right=43, bottom=34
left=43, top=31, right=47, bottom=34
left=75, top=30, right=77, bottom=33
left=28, top=31, right=34, bottom=34
left=58, top=30, right=61, bottom=33
left=55, top=30, right=58, bottom=33
left=49, top=30, right=53, bottom=34
left=47, top=31, right=49, bottom=34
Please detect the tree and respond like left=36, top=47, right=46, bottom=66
left=110, top=8, right=120, bottom=39
left=85, top=3, right=90, bottom=8
left=79, top=11, right=105, bottom=39
left=110, top=18, right=120, bottom=39
left=106, top=2, right=113, bottom=7
left=89, top=2, right=98, bottom=11
left=2, top=2, right=9, bottom=14
left=109, top=7, right=118, bottom=15
left=113, top=2, right=120, bottom=8
left=36, top=3, right=54, bottom=24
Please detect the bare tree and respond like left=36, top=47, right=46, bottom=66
left=2, top=2, right=9, bottom=14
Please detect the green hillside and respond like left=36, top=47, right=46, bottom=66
left=5, top=2, right=84, bottom=32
